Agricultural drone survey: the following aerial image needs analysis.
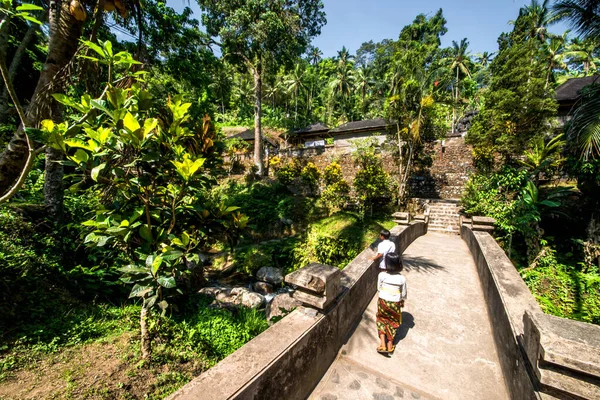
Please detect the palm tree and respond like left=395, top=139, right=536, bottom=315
left=354, top=67, right=374, bottom=113
left=544, top=33, right=571, bottom=87
left=521, top=0, right=553, bottom=41
left=265, top=74, right=284, bottom=111
left=568, top=37, right=599, bottom=74
left=566, top=82, right=600, bottom=160
left=446, top=38, right=472, bottom=132
left=475, top=51, right=495, bottom=67
left=336, top=46, right=354, bottom=68
left=309, top=46, right=323, bottom=67
left=285, top=64, right=305, bottom=122
left=328, top=62, right=355, bottom=120
left=551, top=0, right=600, bottom=41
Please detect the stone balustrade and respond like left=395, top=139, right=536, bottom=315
left=168, top=221, right=428, bottom=400
left=461, top=218, right=600, bottom=400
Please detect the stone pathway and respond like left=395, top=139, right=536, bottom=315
left=309, top=233, right=509, bottom=400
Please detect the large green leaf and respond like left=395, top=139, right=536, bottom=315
left=157, top=276, right=176, bottom=288
left=16, top=4, right=44, bottom=11
left=162, top=250, right=183, bottom=261
left=140, top=225, right=153, bottom=242
left=91, top=163, right=106, bottom=182
left=151, top=255, right=163, bottom=276
left=123, top=112, right=141, bottom=132
left=129, top=284, right=153, bottom=298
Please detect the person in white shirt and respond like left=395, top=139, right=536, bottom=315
left=371, top=229, right=396, bottom=270
left=376, top=252, right=407, bottom=355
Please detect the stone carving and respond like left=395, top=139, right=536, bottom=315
left=285, top=263, right=341, bottom=311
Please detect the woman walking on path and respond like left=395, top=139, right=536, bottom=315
left=376, top=252, right=407, bottom=355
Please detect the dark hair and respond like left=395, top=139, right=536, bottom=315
left=385, top=252, right=403, bottom=274
left=380, top=229, right=391, bottom=240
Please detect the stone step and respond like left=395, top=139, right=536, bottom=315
left=539, top=367, right=600, bottom=399
left=429, top=224, right=459, bottom=229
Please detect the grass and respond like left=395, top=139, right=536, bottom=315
left=0, top=295, right=269, bottom=399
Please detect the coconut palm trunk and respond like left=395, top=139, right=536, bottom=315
left=252, top=64, right=264, bottom=175
left=0, top=0, right=84, bottom=206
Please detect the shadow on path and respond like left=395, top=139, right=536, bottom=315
left=403, top=255, right=446, bottom=274
left=395, top=311, right=415, bottom=344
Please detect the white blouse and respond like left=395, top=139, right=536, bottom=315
left=377, top=271, right=407, bottom=303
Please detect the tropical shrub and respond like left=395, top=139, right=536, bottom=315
left=275, top=159, right=301, bottom=185
left=352, top=144, right=394, bottom=217
left=300, top=162, right=321, bottom=195
left=40, top=42, right=248, bottom=358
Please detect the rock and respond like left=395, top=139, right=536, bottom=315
left=253, top=281, right=274, bottom=295
left=199, top=285, right=231, bottom=299
left=266, top=293, right=300, bottom=322
left=241, top=291, right=265, bottom=309
left=256, top=267, right=284, bottom=285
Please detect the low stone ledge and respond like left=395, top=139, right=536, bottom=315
left=285, top=263, right=341, bottom=311
left=392, top=211, right=410, bottom=225
left=461, top=225, right=541, bottom=400
left=169, top=222, right=428, bottom=400
left=463, top=224, right=600, bottom=400
left=523, top=311, right=600, bottom=398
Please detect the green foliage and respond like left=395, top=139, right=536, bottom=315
left=290, top=212, right=395, bottom=270
left=352, top=140, right=394, bottom=216
left=462, top=166, right=529, bottom=238
left=321, top=162, right=350, bottom=214
left=521, top=248, right=600, bottom=324
left=275, top=159, right=301, bottom=185
left=300, top=162, right=321, bottom=195
left=468, top=21, right=557, bottom=160
left=153, top=295, right=269, bottom=363
left=43, top=46, right=247, bottom=320
left=214, top=179, right=317, bottom=240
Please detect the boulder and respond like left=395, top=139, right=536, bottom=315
left=253, top=281, right=274, bottom=295
left=241, top=291, right=265, bottom=309
left=266, top=292, right=300, bottom=322
left=256, top=267, right=284, bottom=285
left=199, top=285, right=231, bottom=299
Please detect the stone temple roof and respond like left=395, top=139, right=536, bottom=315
left=294, top=122, right=329, bottom=135
left=556, top=75, right=600, bottom=102
left=227, top=128, right=278, bottom=147
left=329, top=118, right=390, bottom=134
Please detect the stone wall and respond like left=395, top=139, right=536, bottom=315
left=230, top=136, right=473, bottom=201
left=462, top=224, right=600, bottom=400
left=278, top=148, right=398, bottom=188
left=167, top=222, right=427, bottom=400
left=408, top=136, right=474, bottom=199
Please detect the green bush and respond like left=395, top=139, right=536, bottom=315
left=461, top=166, right=529, bottom=238
left=520, top=247, right=600, bottom=324
left=275, top=160, right=301, bottom=186
left=300, top=162, right=321, bottom=195
left=234, top=247, right=272, bottom=275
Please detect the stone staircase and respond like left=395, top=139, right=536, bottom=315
left=426, top=199, right=462, bottom=235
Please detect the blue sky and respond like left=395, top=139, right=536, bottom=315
left=166, top=0, right=569, bottom=57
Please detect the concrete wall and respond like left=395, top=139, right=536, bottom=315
left=168, top=222, right=427, bottom=400
left=461, top=225, right=542, bottom=400
left=462, top=225, right=600, bottom=399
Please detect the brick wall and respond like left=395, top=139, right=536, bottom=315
left=407, top=137, right=474, bottom=200
left=229, top=136, right=473, bottom=200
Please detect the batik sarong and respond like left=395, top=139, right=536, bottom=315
left=376, top=297, right=402, bottom=341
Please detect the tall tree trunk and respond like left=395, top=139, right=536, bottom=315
left=44, top=146, right=64, bottom=216
left=396, top=123, right=405, bottom=203
left=0, top=0, right=83, bottom=199
left=252, top=65, right=264, bottom=175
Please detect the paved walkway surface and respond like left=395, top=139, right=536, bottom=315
left=309, top=233, right=509, bottom=400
